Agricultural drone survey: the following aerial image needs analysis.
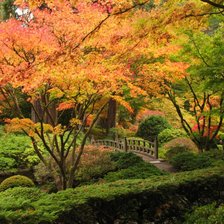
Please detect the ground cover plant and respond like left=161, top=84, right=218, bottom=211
left=170, top=150, right=224, bottom=171
left=104, top=152, right=166, bottom=181
left=0, top=165, right=224, bottom=223
left=163, top=137, right=198, bottom=160
left=0, top=131, right=38, bottom=172
left=184, top=203, right=224, bottom=224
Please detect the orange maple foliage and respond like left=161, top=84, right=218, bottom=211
left=0, top=0, right=150, bottom=189
left=0, top=0, right=213, bottom=189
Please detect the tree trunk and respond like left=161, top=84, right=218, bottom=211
left=106, top=98, right=116, bottom=134
left=31, top=99, right=57, bottom=126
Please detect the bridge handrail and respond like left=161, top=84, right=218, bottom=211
left=93, top=136, right=158, bottom=159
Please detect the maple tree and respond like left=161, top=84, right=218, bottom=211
left=0, top=0, right=223, bottom=190
left=125, top=0, right=224, bottom=151
left=165, top=13, right=224, bottom=151
left=0, top=0, right=151, bottom=189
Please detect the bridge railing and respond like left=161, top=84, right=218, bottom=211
left=92, top=137, right=158, bottom=159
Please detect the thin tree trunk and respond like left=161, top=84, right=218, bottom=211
left=67, top=102, right=109, bottom=188
left=106, top=98, right=116, bottom=134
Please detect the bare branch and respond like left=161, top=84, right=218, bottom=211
left=201, top=0, right=224, bottom=9
left=186, top=9, right=224, bottom=17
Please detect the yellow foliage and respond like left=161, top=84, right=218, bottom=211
left=53, top=124, right=65, bottom=135
left=34, top=123, right=53, bottom=133
left=111, top=95, right=133, bottom=113
left=5, top=118, right=35, bottom=136
left=70, top=118, right=82, bottom=127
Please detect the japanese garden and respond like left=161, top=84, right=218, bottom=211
left=0, top=0, right=223, bottom=223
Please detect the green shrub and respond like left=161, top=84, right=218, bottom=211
left=0, top=133, right=39, bottom=171
left=0, top=166, right=224, bottom=223
left=158, top=128, right=186, bottom=145
left=104, top=152, right=165, bottom=182
left=108, top=127, right=135, bottom=139
left=165, top=147, right=191, bottom=161
left=0, top=175, right=35, bottom=191
left=104, top=162, right=165, bottom=182
left=76, top=146, right=116, bottom=182
left=184, top=203, right=224, bottom=224
left=169, top=150, right=224, bottom=172
left=203, top=150, right=224, bottom=160
left=164, top=137, right=198, bottom=160
left=110, top=152, right=144, bottom=169
left=90, top=127, right=106, bottom=139
left=0, top=187, right=44, bottom=223
left=170, top=152, right=213, bottom=171
left=136, top=115, right=171, bottom=140
left=0, top=157, right=16, bottom=172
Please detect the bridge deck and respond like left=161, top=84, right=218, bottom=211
left=139, top=154, right=176, bottom=173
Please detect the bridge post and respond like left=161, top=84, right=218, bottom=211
left=90, top=135, right=95, bottom=144
left=124, top=137, right=128, bottom=152
left=154, top=136, right=158, bottom=159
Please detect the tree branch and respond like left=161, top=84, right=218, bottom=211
left=73, top=0, right=151, bottom=50
left=186, top=9, right=224, bottom=17
left=201, top=0, right=224, bottom=9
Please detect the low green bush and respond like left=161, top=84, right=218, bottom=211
left=170, top=152, right=214, bottom=171
left=104, top=162, right=165, bottom=182
left=203, top=150, right=224, bottom=161
left=103, top=152, right=165, bottom=182
left=0, top=157, right=16, bottom=172
left=0, top=175, right=35, bottom=191
left=158, top=128, right=186, bottom=145
left=170, top=150, right=224, bottom=172
left=165, top=146, right=190, bottom=161
left=110, top=152, right=143, bottom=169
left=0, top=187, right=44, bottom=223
left=184, top=203, right=224, bottom=224
left=136, top=115, right=171, bottom=140
left=164, top=137, right=198, bottom=160
left=0, top=166, right=224, bottom=223
left=0, top=133, right=39, bottom=171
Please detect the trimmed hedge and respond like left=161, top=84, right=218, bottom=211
left=170, top=150, right=224, bottom=171
left=158, top=128, right=186, bottom=145
left=170, top=152, right=214, bottom=171
left=184, top=203, right=224, bottom=224
left=104, top=162, right=165, bottom=182
left=164, top=137, right=198, bottom=160
left=104, top=152, right=165, bottom=181
left=110, top=152, right=145, bottom=169
left=0, top=175, right=35, bottom=191
left=0, top=166, right=224, bottom=223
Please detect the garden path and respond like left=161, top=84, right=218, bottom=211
left=138, top=154, right=176, bottom=173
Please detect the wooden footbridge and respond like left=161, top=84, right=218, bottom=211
left=92, top=137, right=159, bottom=160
